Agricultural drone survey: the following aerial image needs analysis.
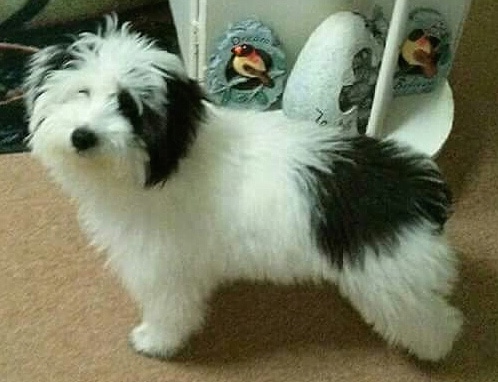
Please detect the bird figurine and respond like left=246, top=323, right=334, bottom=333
left=230, top=44, right=274, bottom=87
left=400, top=29, right=440, bottom=78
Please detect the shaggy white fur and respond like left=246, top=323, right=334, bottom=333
left=25, top=16, right=462, bottom=361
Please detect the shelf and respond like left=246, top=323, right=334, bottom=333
left=383, top=81, right=453, bottom=156
left=260, top=80, right=453, bottom=157
left=168, top=0, right=469, bottom=155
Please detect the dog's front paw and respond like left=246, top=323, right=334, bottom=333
left=128, top=323, right=185, bottom=359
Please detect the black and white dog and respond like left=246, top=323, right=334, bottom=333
left=24, top=16, right=462, bottom=361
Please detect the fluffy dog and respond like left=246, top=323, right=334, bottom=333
left=24, top=16, right=463, bottom=361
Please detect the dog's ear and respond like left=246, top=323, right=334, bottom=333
left=146, top=76, right=205, bottom=187
left=23, top=44, right=72, bottom=115
left=121, top=75, right=205, bottom=187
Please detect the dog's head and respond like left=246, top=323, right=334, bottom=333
left=24, top=15, right=204, bottom=188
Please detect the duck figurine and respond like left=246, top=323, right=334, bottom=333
left=400, top=29, right=440, bottom=78
left=230, top=43, right=274, bottom=87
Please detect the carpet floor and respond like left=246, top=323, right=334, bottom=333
left=1, top=1, right=497, bottom=381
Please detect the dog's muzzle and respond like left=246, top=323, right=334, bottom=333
left=71, top=127, right=98, bottom=152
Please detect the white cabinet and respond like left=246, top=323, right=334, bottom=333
left=168, top=0, right=472, bottom=156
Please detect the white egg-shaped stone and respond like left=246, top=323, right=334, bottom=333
left=282, top=11, right=384, bottom=135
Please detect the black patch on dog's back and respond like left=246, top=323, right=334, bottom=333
left=119, top=77, right=205, bottom=187
left=308, top=136, right=451, bottom=268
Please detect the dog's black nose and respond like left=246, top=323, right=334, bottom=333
left=71, top=127, right=98, bottom=151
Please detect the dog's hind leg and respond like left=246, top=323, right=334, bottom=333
left=335, top=227, right=463, bottom=361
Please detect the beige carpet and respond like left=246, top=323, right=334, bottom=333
left=1, top=2, right=497, bottom=381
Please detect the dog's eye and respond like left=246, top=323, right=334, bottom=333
left=77, top=89, right=90, bottom=96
